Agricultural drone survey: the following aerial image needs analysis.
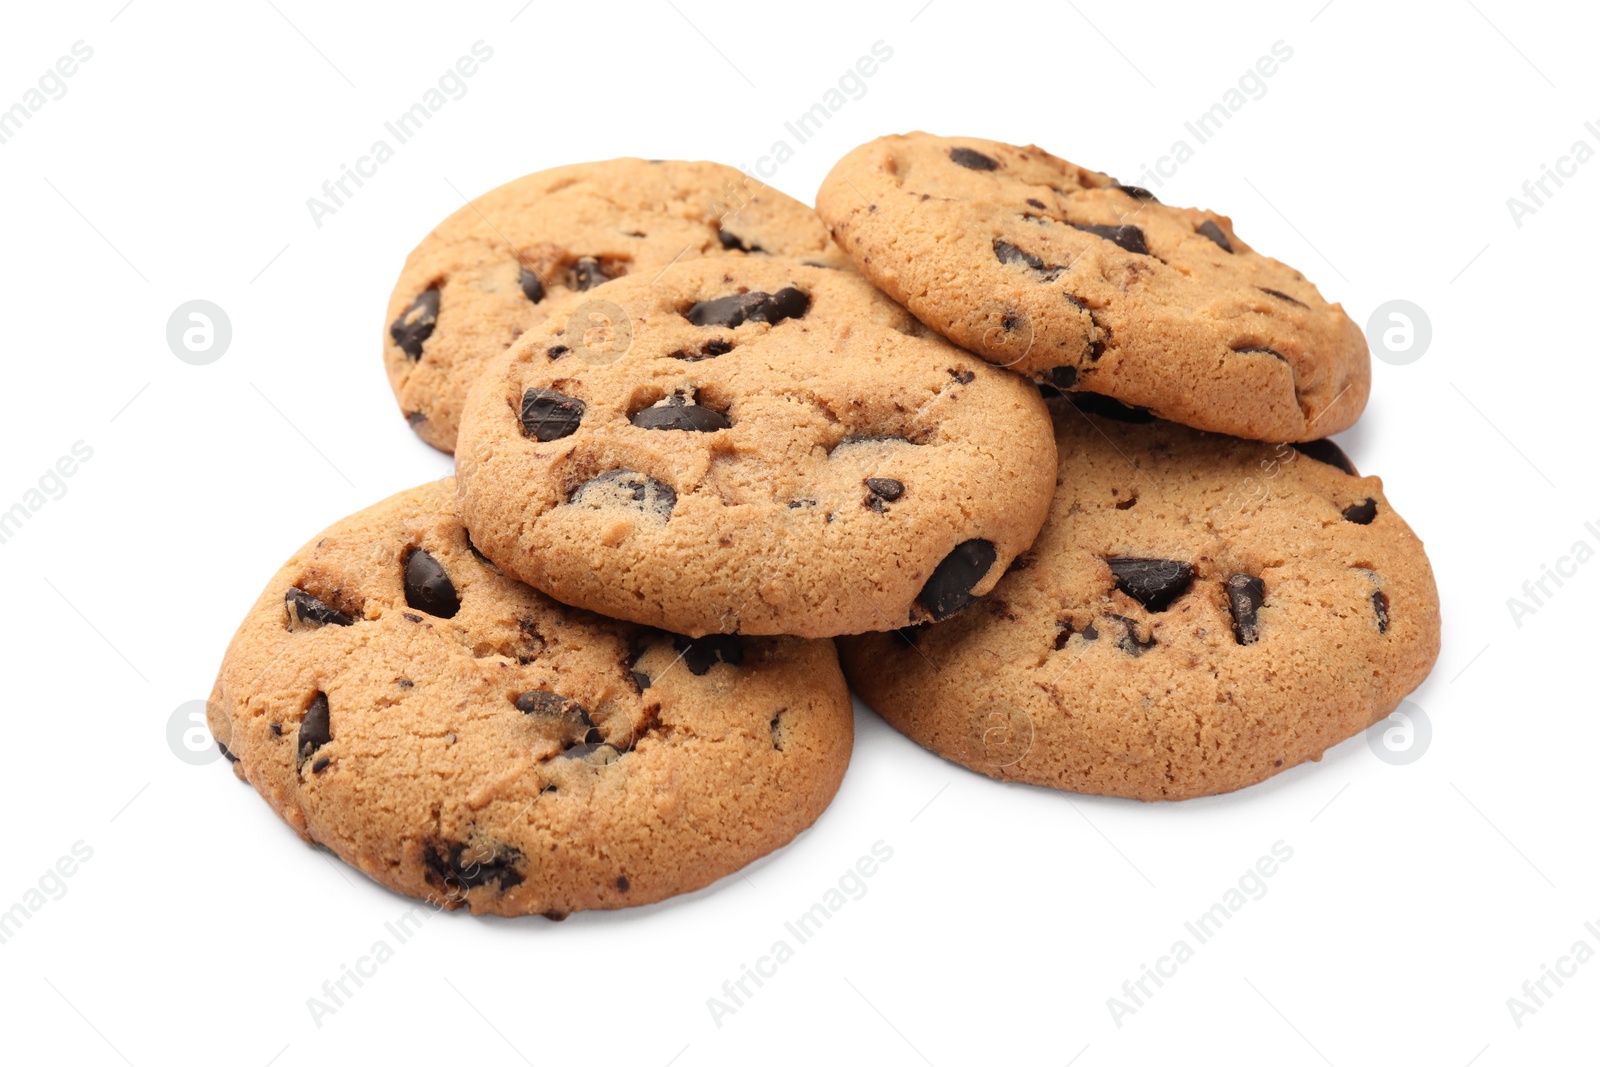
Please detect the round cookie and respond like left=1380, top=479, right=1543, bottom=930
left=385, top=159, right=846, bottom=453
left=208, top=479, right=853, bottom=917
left=454, top=257, right=1058, bottom=639
left=838, top=400, right=1440, bottom=800
left=816, top=132, right=1369, bottom=443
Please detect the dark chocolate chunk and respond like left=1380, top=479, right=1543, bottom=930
left=672, top=633, right=743, bottom=675
left=285, top=587, right=353, bottom=630
left=1196, top=219, right=1233, bottom=252
left=630, top=670, right=651, bottom=691
left=717, top=229, right=764, bottom=253
left=616, top=876, right=630, bottom=892
left=917, top=540, right=997, bottom=621
left=518, top=266, right=545, bottom=303
left=1026, top=198, right=1047, bottom=209
left=949, top=146, right=999, bottom=171
left=406, top=412, right=427, bottom=428
left=269, top=722, right=283, bottom=736
left=1258, top=286, right=1308, bottom=308
left=1226, top=574, right=1266, bottom=645
left=1070, top=222, right=1149, bottom=256
left=514, top=689, right=592, bottom=725
left=389, top=287, right=439, bottom=360
left=1107, top=557, right=1194, bottom=612
left=570, top=256, right=609, bottom=291
left=218, top=741, right=239, bottom=763
left=1372, top=589, right=1390, bottom=633
left=630, top=395, right=730, bottom=432
left=1081, top=623, right=1099, bottom=641
left=1043, top=365, right=1079, bottom=390
left=1342, top=498, right=1379, bottom=525
left=1293, top=439, right=1357, bottom=475
left=948, top=367, right=976, bottom=384
left=570, top=470, right=677, bottom=519
left=297, top=692, right=331, bottom=769
left=520, top=387, right=585, bottom=441
left=1069, top=391, right=1155, bottom=423
left=993, top=238, right=1064, bottom=281
left=1115, top=184, right=1157, bottom=201
left=1233, top=345, right=1287, bottom=361
left=547, top=344, right=569, bottom=359
left=1107, top=614, right=1157, bottom=655
left=685, top=287, right=810, bottom=328
left=402, top=613, right=422, bottom=623
left=311, top=757, right=330, bottom=774
left=424, top=841, right=525, bottom=892
left=404, top=549, right=461, bottom=619
left=865, top=477, right=905, bottom=501
left=671, top=338, right=736, bottom=361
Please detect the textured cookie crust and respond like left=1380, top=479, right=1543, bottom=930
left=208, top=480, right=853, bottom=917
left=839, top=403, right=1439, bottom=800
left=385, top=159, right=846, bottom=452
left=454, top=257, right=1058, bottom=638
left=816, top=133, right=1369, bottom=442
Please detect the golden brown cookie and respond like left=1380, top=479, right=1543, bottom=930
left=839, top=400, right=1440, bottom=800
left=454, top=257, right=1058, bottom=639
left=816, top=132, right=1369, bottom=442
left=385, top=159, right=846, bottom=452
left=208, top=479, right=852, bottom=917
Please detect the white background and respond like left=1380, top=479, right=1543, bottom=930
left=1, top=1, right=1593, bottom=1063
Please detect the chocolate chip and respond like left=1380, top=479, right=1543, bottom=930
left=1115, top=184, right=1157, bottom=201
left=397, top=679, right=413, bottom=688
left=630, top=395, right=730, bottom=432
left=1228, top=347, right=1292, bottom=363
left=865, top=477, right=904, bottom=501
left=218, top=741, right=239, bottom=763
left=685, top=287, right=810, bottom=328
left=1343, top=498, right=1378, bottom=525
left=1106, top=614, right=1157, bottom=655
left=949, top=146, right=999, bottom=171
left=297, top=692, right=330, bottom=769
left=1042, top=366, right=1079, bottom=390
left=406, top=412, right=427, bottom=428
left=1196, top=219, right=1233, bottom=253
left=514, top=689, right=592, bottom=724
left=389, top=287, right=439, bottom=360
left=285, top=587, right=353, bottom=630
left=993, top=238, right=1064, bottom=281
left=518, top=266, right=545, bottom=303
left=543, top=910, right=569, bottom=921
left=311, top=757, right=330, bottom=774
left=1081, top=623, right=1099, bottom=641
left=616, top=876, right=630, bottom=892
left=269, top=722, right=283, bottom=736
left=547, top=344, right=569, bottom=359
left=948, top=367, right=975, bottom=384
left=570, top=256, right=609, bottom=291
left=1372, top=590, right=1390, bottom=633
left=1293, top=439, right=1357, bottom=475
left=520, top=387, right=585, bottom=441
left=1107, top=557, right=1194, bottom=612
left=630, top=670, right=651, bottom=691
left=571, top=470, right=676, bottom=520
left=1226, top=574, right=1266, bottom=645
left=402, top=612, right=422, bottom=623
left=1258, top=286, right=1308, bottom=308
left=424, top=841, right=524, bottom=892
left=1070, top=391, right=1155, bottom=423
left=717, top=229, right=764, bottom=253
left=404, top=549, right=461, bottom=619
left=917, top=539, right=997, bottom=621
left=670, top=339, right=735, bottom=361
left=672, top=633, right=743, bottom=675
left=1070, top=223, right=1149, bottom=256
left=1026, top=198, right=1047, bottom=209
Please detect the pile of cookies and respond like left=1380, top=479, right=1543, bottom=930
left=210, top=136, right=1440, bottom=918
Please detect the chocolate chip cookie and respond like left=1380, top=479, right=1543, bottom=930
left=838, top=399, right=1439, bottom=800
left=816, top=133, right=1369, bottom=442
left=454, top=257, right=1058, bottom=639
left=208, top=479, right=853, bottom=917
left=385, top=159, right=846, bottom=452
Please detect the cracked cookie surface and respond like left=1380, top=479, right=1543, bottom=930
left=454, top=257, right=1058, bottom=638
left=838, top=400, right=1439, bottom=800
left=208, top=479, right=852, bottom=916
left=816, top=132, right=1369, bottom=442
left=384, top=159, right=846, bottom=452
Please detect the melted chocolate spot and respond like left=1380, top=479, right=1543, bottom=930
left=993, top=238, right=1064, bottom=281
left=949, top=146, right=999, bottom=171
left=918, top=540, right=997, bottom=621
left=424, top=841, right=524, bottom=892
left=390, top=287, right=439, bottom=359
left=685, top=287, right=810, bottom=328
left=717, top=229, right=764, bottom=253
